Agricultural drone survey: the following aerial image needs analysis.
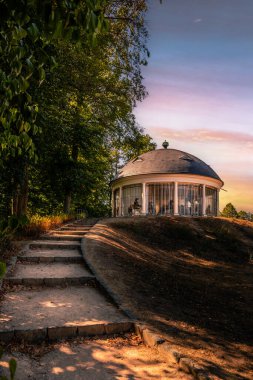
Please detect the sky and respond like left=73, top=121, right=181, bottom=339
left=134, top=0, right=253, bottom=212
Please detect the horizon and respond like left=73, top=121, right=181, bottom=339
left=134, top=0, right=253, bottom=213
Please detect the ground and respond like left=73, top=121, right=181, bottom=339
left=85, top=216, right=253, bottom=380
left=1, top=334, right=191, bottom=379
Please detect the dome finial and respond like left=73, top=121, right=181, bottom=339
left=162, top=140, right=169, bottom=149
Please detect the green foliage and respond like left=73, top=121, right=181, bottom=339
left=221, top=203, right=238, bottom=218
left=0, top=262, right=6, bottom=279
left=7, top=215, right=29, bottom=231
left=0, top=1, right=155, bottom=218
left=0, top=0, right=107, bottom=160
left=0, top=0, right=108, bottom=218
left=238, top=210, right=251, bottom=220
left=9, top=359, right=17, bottom=380
left=0, top=347, right=17, bottom=380
left=0, top=215, right=29, bottom=236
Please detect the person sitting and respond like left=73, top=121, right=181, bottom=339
left=128, top=204, right=133, bottom=216
left=133, top=198, right=141, bottom=210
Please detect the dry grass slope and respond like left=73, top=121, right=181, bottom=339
left=85, top=216, right=253, bottom=380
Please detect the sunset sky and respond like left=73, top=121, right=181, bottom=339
left=134, top=0, right=253, bottom=212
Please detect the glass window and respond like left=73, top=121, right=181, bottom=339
left=113, top=189, right=120, bottom=216
left=205, top=187, right=217, bottom=216
left=147, top=183, right=174, bottom=215
left=178, top=184, right=203, bottom=216
left=122, top=184, right=142, bottom=216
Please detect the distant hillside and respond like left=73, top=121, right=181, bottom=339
left=85, top=216, right=253, bottom=379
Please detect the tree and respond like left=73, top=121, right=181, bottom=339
left=0, top=0, right=107, bottom=217
left=221, top=203, right=238, bottom=218
left=238, top=210, right=250, bottom=220
left=0, top=1, right=155, bottom=218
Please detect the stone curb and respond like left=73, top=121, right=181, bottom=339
left=3, top=276, right=96, bottom=287
left=81, top=236, right=136, bottom=321
left=0, top=321, right=134, bottom=344
left=134, top=324, right=210, bottom=379
left=83, top=222, right=211, bottom=380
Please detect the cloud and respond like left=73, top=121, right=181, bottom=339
left=147, top=127, right=253, bottom=146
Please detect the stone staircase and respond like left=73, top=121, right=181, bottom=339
left=0, top=220, right=132, bottom=343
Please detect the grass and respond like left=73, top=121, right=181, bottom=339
left=112, top=216, right=253, bottom=264
left=22, top=214, right=74, bottom=237
left=0, top=213, right=75, bottom=261
left=87, top=216, right=253, bottom=379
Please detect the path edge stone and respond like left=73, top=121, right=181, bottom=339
left=81, top=234, right=136, bottom=321
left=135, top=323, right=211, bottom=380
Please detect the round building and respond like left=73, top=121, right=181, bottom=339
left=111, top=141, right=223, bottom=217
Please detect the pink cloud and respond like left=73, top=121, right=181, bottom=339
left=147, top=126, right=253, bottom=146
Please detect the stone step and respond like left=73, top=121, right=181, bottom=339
left=29, top=241, right=81, bottom=250
left=3, top=275, right=97, bottom=288
left=19, top=248, right=82, bottom=258
left=18, top=255, right=83, bottom=264
left=4, top=262, right=94, bottom=286
left=60, top=226, right=92, bottom=231
left=51, top=230, right=87, bottom=236
left=40, top=234, right=81, bottom=241
left=0, top=286, right=132, bottom=343
left=4, top=276, right=96, bottom=286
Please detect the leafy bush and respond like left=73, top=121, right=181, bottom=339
left=0, top=347, right=17, bottom=380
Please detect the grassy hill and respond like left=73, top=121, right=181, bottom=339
left=85, top=216, right=253, bottom=380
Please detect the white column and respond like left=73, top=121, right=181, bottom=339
left=142, top=183, right=146, bottom=215
left=174, top=182, right=179, bottom=215
left=202, top=184, right=206, bottom=216
left=217, top=189, right=220, bottom=216
left=119, top=187, right=122, bottom=216
left=111, top=188, right=114, bottom=217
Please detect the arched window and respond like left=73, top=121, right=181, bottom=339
left=178, top=184, right=203, bottom=216
left=122, top=184, right=142, bottom=216
left=205, top=187, right=217, bottom=216
left=147, top=183, right=174, bottom=215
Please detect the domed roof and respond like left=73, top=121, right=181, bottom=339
left=114, top=148, right=223, bottom=183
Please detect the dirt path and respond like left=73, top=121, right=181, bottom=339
left=1, top=335, right=191, bottom=380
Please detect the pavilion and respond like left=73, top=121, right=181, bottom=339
left=111, top=141, right=223, bottom=217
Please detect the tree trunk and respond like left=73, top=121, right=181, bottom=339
left=62, top=143, right=78, bottom=215
left=13, top=163, right=29, bottom=217
left=64, top=193, right=72, bottom=214
left=12, top=190, right=18, bottom=216
left=72, top=144, right=78, bottom=162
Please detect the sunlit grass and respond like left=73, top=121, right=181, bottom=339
left=23, top=214, right=74, bottom=237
